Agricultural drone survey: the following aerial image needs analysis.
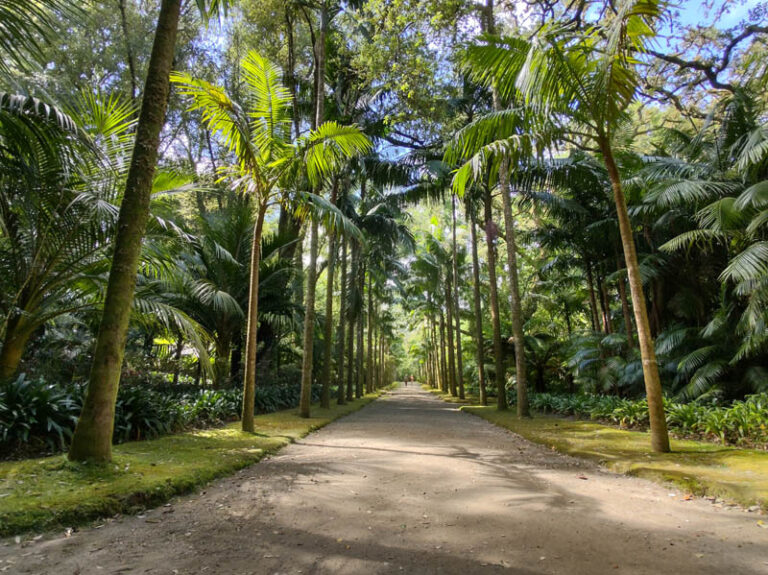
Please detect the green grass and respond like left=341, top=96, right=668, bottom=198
left=0, top=392, right=383, bottom=537
left=460, top=405, right=768, bottom=510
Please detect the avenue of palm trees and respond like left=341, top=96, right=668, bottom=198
left=2, top=0, right=768, bottom=468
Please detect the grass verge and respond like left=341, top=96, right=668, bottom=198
left=0, top=392, right=384, bottom=537
left=459, top=404, right=768, bottom=511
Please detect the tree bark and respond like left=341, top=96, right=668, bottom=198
left=599, top=137, right=670, bottom=453
left=366, top=270, right=374, bottom=394
left=451, top=195, right=465, bottom=399
left=0, top=323, right=31, bottom=380
left=117, top=0, right=138, bottom=103
left=484, top=189, right=507, bottom=410
left=241, top=202, right=267, bottom=430
left=445, top=280, right=457, bottom=397
left=69, top=0, right=182, bottom=462
left=336, top=235, right=347, bottom=404
left=469, top=208, right=487, bottom=405
left=346, top=242, right=358, bottom=401
left=356, top=264, right=364, bottom=398
left=171, top=334, right=183, bottom=386
left=585, top=259, right=600, bottom=332
left=499, top=159, right=529, bottom=417
left=439, top=310, right=448, bottom=393
left=597, top=271, right=613, bottom=334
left=300, top=219, right=319, bottom=418
left=320, top=179, right=339, bottom=408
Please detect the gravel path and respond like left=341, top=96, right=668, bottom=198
left=2, top=385, right=766, bottom=574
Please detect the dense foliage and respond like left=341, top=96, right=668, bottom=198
left=0, top=374, right=321, bottom=457
left=0, top=0, right=766, bottom=458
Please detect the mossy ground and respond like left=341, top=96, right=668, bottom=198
left=459, top=404, right=768, bottom=510
left=0, top=392, right=383, bottom=537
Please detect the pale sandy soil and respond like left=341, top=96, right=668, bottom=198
left=2, top=385, right=767, bottom=574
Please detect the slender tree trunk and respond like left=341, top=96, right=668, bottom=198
left=451, top=195, right=465, bottom=399
left=484, top=189, right=507, bottom=410
left=483, top=0, right=510, bottom=412
left=320, top=180, right=339, bottom=408
left=618, top=272, right=634, bottom=348
left=469, top=209, right=487, bottom=405
left=241, top=202, right=267, bottom=430
left=499, top=160, right=529, bottom=417
left=585, top=260, right=600, bottom=332
left=69, top=0, right=182, bottom=462
left=356, top=268, right=364, bottom=398
left=117, top=0, right=138, bottom=103
left=337, top=236, right=347, bottom=404
left=599, top=137, right=669, bottom=453
left=171, top=334, right=183, bottom=386
left=299, top=0, right=328, bottom=418
left=597, top=271, right=612, bottom=334
left=440, top=309, right=448, bottom=393
left=346, top=243, right=358, bottom=401
left=366, top=270, right=374, bottom=394
left=445, top=281, right=457, bottom=397
left=300, top=219, right=320, bottom=418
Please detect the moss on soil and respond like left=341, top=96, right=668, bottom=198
left=0, top=392, right=383, bottom=537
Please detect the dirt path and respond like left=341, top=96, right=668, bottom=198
left=3, top=385, right=766, bottom=574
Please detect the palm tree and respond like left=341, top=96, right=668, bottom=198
left=0, top=93, right=206, bottom=380
left=171, top=52, right=369, bottom=428
left=455, top=0, right=672, bottom=451
left=69, top=0, right=233, bottom=462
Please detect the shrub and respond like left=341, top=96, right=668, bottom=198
left=0, top=374, right=80, bottom=452
left=523, top=391, right=768, bottom=446
left=1, top=373, right=327, bottom=458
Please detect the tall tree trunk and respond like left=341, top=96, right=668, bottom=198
left=452, top=195, right=465, bottom=399
left=484, top=189, right=507, bottom=410
left=439, top=310, right=448, bottom=393
left=337, top=235, right=347, bottom=404
left=484, top=0, right=527, bottom=414
left=320, top=180, right=339, bottom=408
left=171, top=334, right=183, bottom=386
left=597, top=271, right=612, bottom=334
left=241, top=202, right=267, bottom=430
left=599, top=137, right=669, bottom=453
left=618, top=272, right=634, bottom=348
left=300, top=219, right=319, bottom=418
left=499, top=160, right=529, bottom=417
left=117, top=0, right=138, bottom=103
left=69, top=0, right=182, bottom=462
left=366, top=270, right=374, bottom=394
left=469, top=208, right=487, bottom=405
left=445, top=281, right=457, bottom=397
left=585, top=259, right=600, bottom=332
left=356, top=266, right=364, bottom=398
left=299, top=0, right=328, bottom=417
left=346, top=243, right=358, bottom=401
